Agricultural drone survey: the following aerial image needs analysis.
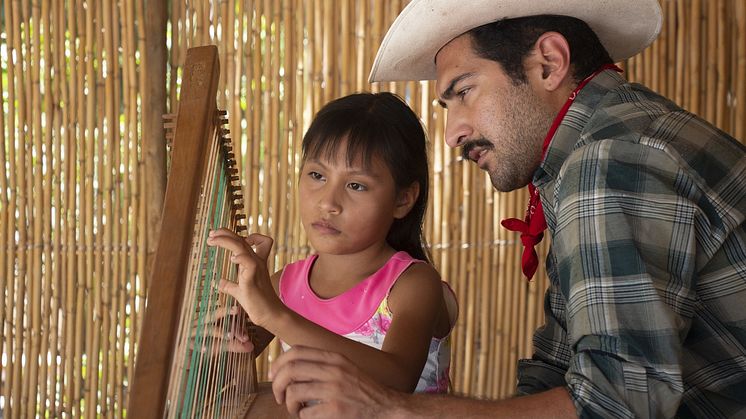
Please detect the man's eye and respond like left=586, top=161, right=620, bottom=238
left=348, top=182, right=367, bottom=191
left=457, top=87, right=470, bottom=99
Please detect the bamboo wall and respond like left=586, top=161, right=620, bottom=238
left=1, top=1, right=745, bottom=417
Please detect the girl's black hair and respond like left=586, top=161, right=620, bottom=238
left=469, top=14, right=613, bottom=84
left=301, top=92, right=431, bottom=262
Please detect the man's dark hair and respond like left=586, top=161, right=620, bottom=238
left=468, top=15, right=613, bottom=84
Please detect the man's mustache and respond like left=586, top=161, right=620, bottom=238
left=461, top=138, right=494, bottom=161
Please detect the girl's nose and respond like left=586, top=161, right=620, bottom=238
left=444, top=110, right=473, bottom=148
left=317, top=186, right=342, bottom=214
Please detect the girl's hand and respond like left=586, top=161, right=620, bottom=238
left=206, top=229, right=284, bottom=329
left=190, top=304, right=255, bottom=354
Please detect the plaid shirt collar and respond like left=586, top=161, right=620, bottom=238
left=534, top=69, right=628, bottom=191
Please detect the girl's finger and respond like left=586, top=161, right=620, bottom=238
left=207, top=230, right=253, bottom=255
left=227, top=338, right=255, bottom=353
left=191, top=304, right=239, bottom=329
left=229, top=253, right=259, bottom=278
left=244, top=233, right=274, bottom=260
left=208, top=227, right=235, bottom=238
left=214, top=304, right=240, bottom=320
left=218, top=278, right=239, bottom=297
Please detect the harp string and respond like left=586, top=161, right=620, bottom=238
left=166, top=116, right=251, bottom=418
left=191, top=126, right=231, bottom=417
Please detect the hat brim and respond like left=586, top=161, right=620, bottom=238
left=369, top=0, right=662, bottom=82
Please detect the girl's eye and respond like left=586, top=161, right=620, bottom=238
left=347, top=182, right=367, bottom=192
left=308, top=171, right=324, bottom=181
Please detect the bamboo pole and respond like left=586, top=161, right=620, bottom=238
left=705, top=0, right=717, bottom=122
left=75, top=1, right=88, bottom=414
left=491, top=189, right=508, bottom=397
left=276, top=0, right=292, bottom=274
left=62, top=1, right=77, bottom=415
left=82, top=1, right=97, bottom=416
left=690, top=0, right=702, bottom=115
left=133, top=0, right=148, bottom=410
left=339, top=0, right=350, bottom=95
left=2, top=1, right=15, bottom=417
left=655, top=2, right=666, bottom=98
left=261, top=0, right=273, bottom=236
left=355, top=1, right=366, bottom=92
left=30, top=0, right=45, bottom=410
left=717, top=1, right=730, bottom=131
left=249, top=0, right=262, bottom=233
left=14, top=1, right=30, bottom=416
left=110, top=1, right=126, bottom=413
left=197, top=0, right=207, bottom=45
left=270, top=0, right=281, bottom=239
left=0, top=34, right=6, bottom=419
left=144, top=0, right=168, bottom=277
left=102, top=0, right=116, bottom=414
left=371, top=1, right=384, bottom=94
left=311, top=0, right=322, bottom=110
left=457, top=165, right=471, bottom=393
left=667, top=0, right=677, bottom=98
left=476, top=176, right=489, bottom=397
left=290, top=0, right=306, bottom=344
left=736, top=0, right=746, bottom=139
left=321, top=0, right=333, bottom=101
left=91, top=0, right=107, bottom=414
left=501, top=189, right=520, bottom=395
left=649, top=17, right=660, bottom=93
left=39, top=0, right=55, bottom=413
left=51, top=1, right=68, bottom=414
left=495, top=191, right=508, bottom=397
left=675, top=0, right=687, bottom=106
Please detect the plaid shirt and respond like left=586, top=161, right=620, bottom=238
left=516, top=70, right=746, bottom=418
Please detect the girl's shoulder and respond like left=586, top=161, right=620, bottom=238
left=387, top=257, right=443, bottom=307
left=398, top=259, right=441, bottom=282
left=388, top=255, right=457, bottom=339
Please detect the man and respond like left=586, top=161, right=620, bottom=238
left=269, top=0, right=746, bottom=417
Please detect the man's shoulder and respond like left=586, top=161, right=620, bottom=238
left=583, top=81, right=682, bottom=139
left=582, top=80, right=742, bottom=155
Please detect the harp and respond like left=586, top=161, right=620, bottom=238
left=128, top=45, right=286, bottom=418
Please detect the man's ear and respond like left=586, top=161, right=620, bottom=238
left=393, top=182, right=420, bottom=219
left=531, top=32, right=572, bottom=92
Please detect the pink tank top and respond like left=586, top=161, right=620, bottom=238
left=279, top=251, right=418, bottom=335
left=279, top=251, right=453, bottom=393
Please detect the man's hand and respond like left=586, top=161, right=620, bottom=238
left=269, top=346, right=405, bottom=418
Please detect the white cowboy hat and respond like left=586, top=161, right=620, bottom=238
left=369, top=0, right=662, bottom=82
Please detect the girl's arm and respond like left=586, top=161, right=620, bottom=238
left=248, top=270, right=282, bottom=354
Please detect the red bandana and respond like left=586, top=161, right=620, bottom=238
left=501, top=65, right=622, bottom=280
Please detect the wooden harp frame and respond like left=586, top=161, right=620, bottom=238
left=128, top=45, right=251, bottom=418
left=128, top=44, right=286, bottom=419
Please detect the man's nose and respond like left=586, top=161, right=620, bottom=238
left=444, top=111, right=473, bottom=148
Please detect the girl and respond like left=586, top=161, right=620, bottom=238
left=207, top=92, right=457, bottom=393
